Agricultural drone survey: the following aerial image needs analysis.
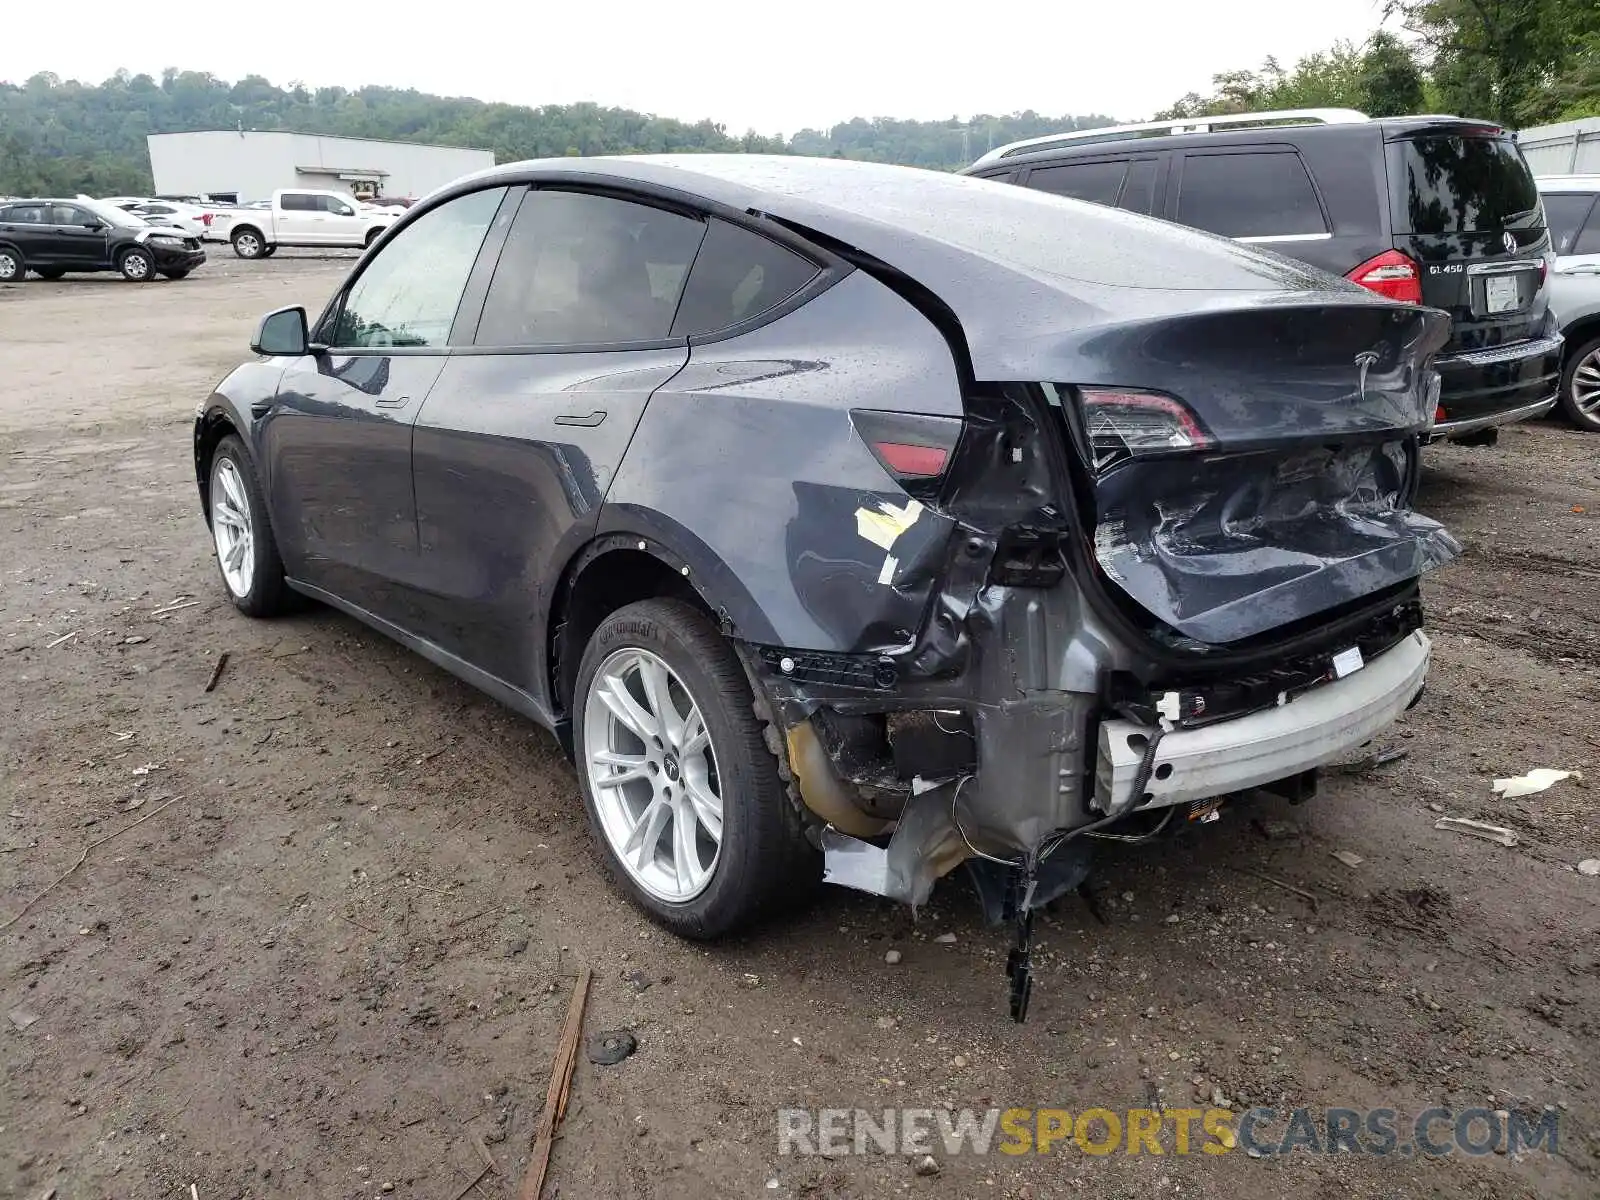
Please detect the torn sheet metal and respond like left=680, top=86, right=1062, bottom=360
left=1093, top=441, right=1461, bottom=645
left=820, top=784, right=969, bottom=907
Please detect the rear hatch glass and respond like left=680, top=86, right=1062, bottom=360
left=1385, top=133, right=1548, bottom=355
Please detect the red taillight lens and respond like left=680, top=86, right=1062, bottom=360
left=873, top=441, right=949, bottom=477
left=851, top=409, right=964, bottom=498
left=201, top=212, right=213, bottom=226
left=1079, top=388, right=1213, bottom=473
left=1346, top=250, right=1423, bottom=304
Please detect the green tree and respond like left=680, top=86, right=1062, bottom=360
left=1358, top=32, right=1427, bottom=115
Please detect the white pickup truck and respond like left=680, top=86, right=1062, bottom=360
left=209, top=188, right=398, bottom=259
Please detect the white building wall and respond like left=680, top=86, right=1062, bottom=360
left=147, top=132, right=496, bottom=201
left=147, top=131, right=298, bottom=200
left=1518, top=118, right=1600, bottom=176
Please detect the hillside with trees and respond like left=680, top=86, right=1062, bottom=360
left=0, top=68, right=1114, bottom=196
left=1162, top=1, right=1600, bottom=123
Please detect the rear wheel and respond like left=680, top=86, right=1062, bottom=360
left=34, top=267, right=65, bottom=281
left=118, top=247, right=154, bottom=281
left=232, top=229, right=265, bottom=259
left=1559, top=335, right=1600, bottom=433
left=364, top=227, right=383, bottom=248
left=0, top=248, right=23, bottom=282
left=208, top=435, right=291, bottom=617
left=574, top=599, right=818, bottom=939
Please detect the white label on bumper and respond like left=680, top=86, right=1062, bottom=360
left=1332, top=646, right=1365, bottom=678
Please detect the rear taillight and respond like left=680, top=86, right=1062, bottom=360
left=851, top=409, right=964, bottom=498
left=1346, top=250, right=1423, bottom=305
left=1079, top=388, right=1213, bottom=473
left=201, top=212, right=212, bottom=226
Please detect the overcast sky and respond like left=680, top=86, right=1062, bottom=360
left=2, top=0, right=1392, bottom=134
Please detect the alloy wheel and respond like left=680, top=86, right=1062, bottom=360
left=583, top=648, right=724, bottom=903
left=0, top=253, right=18, bottom=281
left=123, top=252, right=150, bottom=280
left=210, top=458, right=255, bottom=597
left=236, top=233, right=261, bottom=258
left=1573, top=347, right=1600, bottom=421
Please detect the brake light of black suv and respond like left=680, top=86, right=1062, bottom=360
left=1346, top=250, right=1424, bottom=304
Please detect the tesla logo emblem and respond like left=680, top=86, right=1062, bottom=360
left=1503, top=231, right=1517, bottom=254
left=1355, top=350, right=1380, bottom=398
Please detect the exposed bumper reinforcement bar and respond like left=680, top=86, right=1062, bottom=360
left=1094, top=631, right=1431, bottom=812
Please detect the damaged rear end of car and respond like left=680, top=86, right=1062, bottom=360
left=686, top=170, right=1457, bottom=1018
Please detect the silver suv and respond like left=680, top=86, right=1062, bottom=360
left=1537, top=175, right=1600, bottom=430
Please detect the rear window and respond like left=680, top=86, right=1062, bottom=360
left=671, top=219, right=820, bottom=337
left=1387, top=135, right=1541, bottom=235
left=1175, top=151, right=1327, bottom=239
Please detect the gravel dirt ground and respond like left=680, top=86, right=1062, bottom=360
left=1, top=254, right=1597, bottom=1200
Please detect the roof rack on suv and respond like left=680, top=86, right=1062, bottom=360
left=970, top=108, right=1371, bottom=166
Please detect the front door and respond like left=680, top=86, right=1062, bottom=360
left=49, top=204, right=113, bottom=268
left=258, top=185, right=511, bottom=621
left=318, top=194, right=367, bottom=247
left=408, top=186, right=712, bottom=698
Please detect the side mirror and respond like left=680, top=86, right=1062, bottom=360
left=252, top=306, right=310, bottom=356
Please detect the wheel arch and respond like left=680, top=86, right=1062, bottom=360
left=1562, top=314, right=1600, bottom=360
left=546, top=524, right=781, bottom=741
left=230, top=224, right=265, bottom=244
left=194, top=405, right=243, bottom=524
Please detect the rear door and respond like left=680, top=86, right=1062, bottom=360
left=407, top=186, right=713, bottom=693
left=0, top=203, right=56, bottom=267
left=275, top=192, right=323, bottom=244
left=1542, top=190, right=1600, bottom=275
left=1020, top=155, right=1166, bottom=216
left=1167, top=146, right=1346, bottom=274
left=1385, top=131, right=1550, bottom=352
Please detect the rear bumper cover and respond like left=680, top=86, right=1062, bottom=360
left=1094, top=631, right=1430, bottom=812
left=1430, top=333, right=1563, bottom=438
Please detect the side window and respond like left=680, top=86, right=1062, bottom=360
left=1541, top=194, right=1595, bottom=255
left=280, top=193, right=316, bottom=212
left=671, top=220, right=820, bottom=337
left=330, top=187, right=507, bottom=349
left=475, top=189, right=706, bottom=347
left=1118, top=159, right=1159, bottom=215
left=1026, top=160, right=1128, bottom=207
left=1574, top=201, right=1600, bottom=255
left=6, top=205, right=47, bottom=224
left=321, top=196, right=356, bottom=216
left=1176, top=151, right=1327, bottom=239
left=50, top=205, right=86, bottom=225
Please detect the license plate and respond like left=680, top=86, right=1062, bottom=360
left=1485, top=273, right=1521, bottom=313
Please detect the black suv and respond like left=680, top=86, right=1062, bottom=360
left=0, top=197, right=206, bottom=282
left=962, top=111, right=1561, bottom=445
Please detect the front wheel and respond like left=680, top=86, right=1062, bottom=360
left=1559, top=336, right=1600, bottom=433
left=232, top=229, right=265, bottom=259
left=208, top=435, right=291, bottom=617
left=0, top=248, right=26, bottom=282
left=118, top=248, right=154, bottom=281
left=574, top=599, right=818, bottom=939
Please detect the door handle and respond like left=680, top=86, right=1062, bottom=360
left=554, top=410, right=606, bottom=427
left=375, top=394, right=412, bottom=409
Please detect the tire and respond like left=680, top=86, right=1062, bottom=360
left=35, top=267, right=65, bottom=281
left=118, top=247, right=154, bottom=282
left=232, top=228, right=265, bottom=259
left=364, top=227, right=383, bottom=248
left=0, top=247, right=23, bottom=282
left=573, top=598, right=818, bottom=939
left=207, top=435, right=291, bottom=617
left=260, top=245, right=277, bottom=258
left=161, top=269, right=191, bottom=280
left=1558, top=335, right=1600, bottom=433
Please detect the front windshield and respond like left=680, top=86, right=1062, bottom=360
left=77, top=198, right=150, bottom=229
